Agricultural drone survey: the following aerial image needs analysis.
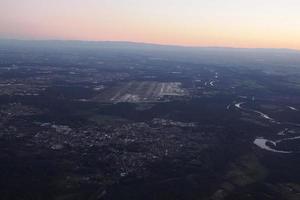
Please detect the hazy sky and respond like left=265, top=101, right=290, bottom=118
left=1, top=0, right=300, bottom=49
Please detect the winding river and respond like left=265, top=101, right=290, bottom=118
left=233, top=100, right=299, bottom=154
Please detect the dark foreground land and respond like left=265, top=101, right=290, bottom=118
left=0, top=40, right=300, bottom=200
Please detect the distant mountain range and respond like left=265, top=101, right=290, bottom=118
left=1, top=39, right=300, bottom=71
left=1, top=39, right=299, bottom=53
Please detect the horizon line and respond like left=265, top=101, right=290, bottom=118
left=1, top=38, right=300, bottom=52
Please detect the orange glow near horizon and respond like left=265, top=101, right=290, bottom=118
left=1, top=0, right=300, bottom=49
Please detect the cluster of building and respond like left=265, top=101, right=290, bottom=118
left=29, top=119, right=209, bottom=182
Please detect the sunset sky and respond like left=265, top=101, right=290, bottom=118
left=1, top=0, right=300, bottom=49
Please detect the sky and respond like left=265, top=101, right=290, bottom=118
left=1, top=0, right=300, bottom=49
